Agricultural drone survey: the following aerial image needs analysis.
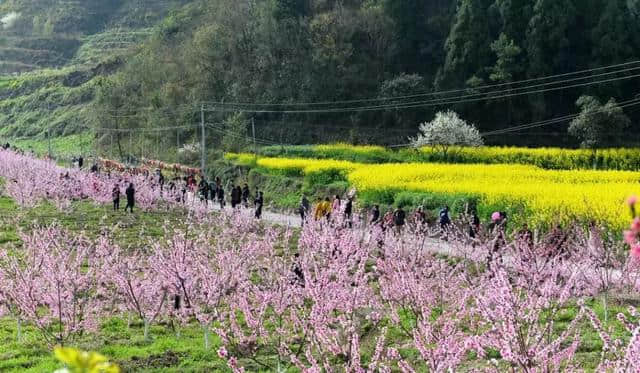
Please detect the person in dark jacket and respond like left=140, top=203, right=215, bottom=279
left=439, top=206, right=451, bottom=229
left=254, top=191, right=264, bottom=219
left=78, top=156, right=84, bottom=168
left=157, top=169, right=165, bottom=192
left=344, top=198, right=354, bottom=228
left=469, top=211, right=481, bottom=238
left=231, top=185, right=241, bottom=208
left=371, top=205, right=380, bottom=225
left=299, top=195, right=310, bottom=226
left=242, top=183, right=250, bottom=207
left=199, top=179, right=209, bottom=204
left=125, top=183, right=135, bottom=213
left=112, top=184, right=120, bottom=211
left=393, top=206, right=406, bottom=234
left=216, top=183, right=225, bottom=209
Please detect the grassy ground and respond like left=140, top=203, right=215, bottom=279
left=0, top=196, right=235, bottom=372
left=0, top=133, right=94, bottom=160
left=0, top=193, right=635, bottom=372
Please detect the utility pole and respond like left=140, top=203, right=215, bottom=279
left=200, top=104, right=206, bottom=176
left=252, top=117, right=257, bottom=157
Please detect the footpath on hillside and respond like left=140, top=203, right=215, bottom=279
left=204, top=198, right=458, bottom=257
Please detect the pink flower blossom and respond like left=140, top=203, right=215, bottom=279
left=491, top=212, right=501, bottom=222
left=632, top=218, right=640, bottom=232
left=625, top=230, right=637, bottom=246
left=217, top=347, right=228, bottom=359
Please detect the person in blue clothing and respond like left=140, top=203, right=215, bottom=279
left=439, top=205, right=451, bottom=229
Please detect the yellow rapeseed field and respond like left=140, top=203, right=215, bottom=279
left=227, top=153, right=640, bottom=229
left=348, top=163, right=640, bottom=229
left=314, top=143, right=387, bottom=154
left=226, top=153, right=358, bottom=175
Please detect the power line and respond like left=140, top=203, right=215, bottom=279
left=103, top=104, right=198, bottom=115
left=202, top=73, right=640, bottom=114
left=386, top=97, right=640, bottom=147
left=201, top=60, right=640, bottom=107
left=483, top=97, right=640, bottom=136
left=206, top=123, right=280, bottom=146
left=94, top=123, right=206, bottom=133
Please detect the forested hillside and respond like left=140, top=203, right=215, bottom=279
left=0, top=0, right=189, bottom=137
left=95, top=0, right=640, bottom=148
left=3, top=0, right=640, bottom=147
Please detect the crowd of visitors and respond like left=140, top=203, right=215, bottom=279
left=3, top=145, right=573, bottom=267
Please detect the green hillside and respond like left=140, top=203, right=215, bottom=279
left=92, top=0, right=640, bottom=150
left=0, top=0, right=190, bottom=137
left=2, top=0, right=640, bottom=147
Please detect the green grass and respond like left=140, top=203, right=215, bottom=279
left=0, top=133, right=94, bottom=159
left=0, top=67, right=98, bottom=138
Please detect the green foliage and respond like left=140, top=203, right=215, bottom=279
left=0, top=133, right=93, bottom=158
left=569, top=96, right=631, bottom=149
left=2, top=0, right=640, bottom=147
left=437, top=0, right=493, bottom=89
left=221, top=112, right=249, bottom=153
left=489, top=33, right=522, bottom=82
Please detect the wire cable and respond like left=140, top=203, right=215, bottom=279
left=483, top=98, right=640, bottom=136
left=203, top=73, right=640, bottom=114
left=201, top=60, right=640, bottom=107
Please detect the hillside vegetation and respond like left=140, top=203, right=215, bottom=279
left=0, top=0, right=190, bottom=137
left=2, top=0, right=640, bottom=147
left=94, top=0, right=640, bottom=150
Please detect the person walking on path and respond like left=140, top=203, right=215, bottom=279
left=487, top=211, right=507, bottom=268
left=469, top=210, right=481, bottom=238
left=313, top=198, right=323, bottom=221
left=125, top=183, right=135, bottom=213
left=439, top=206, right=451, bottom=229
left=254, top=191, right=264, bottom=219
left=216, top=182, right=225, bottom=209
left=393, top=206, right=406, bottom=235
left=112, top=184, right=120, bottom=211
left=157, top=169, right=165, bottom=193
left=382, top=210, right=394, bottom=232
left=242, top=183, right=250, bottom=207
left=413, top=206, right=426, bottom=230
left=370, top=205, right=380, bottom=225
left=199, top=179, right=209, bottom=204
left=344, top=197, right=353, bottom=228
left=299, top=195, right=310, bottom=226
left=231, top=185, right=242, bottom=209
left=332, top=195, right=341, bottom=217
left=321, top=197, right=332, bottom=220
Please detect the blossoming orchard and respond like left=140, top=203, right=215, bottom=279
left=3, top=147, right=640, bottom=372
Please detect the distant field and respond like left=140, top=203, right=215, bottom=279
left=227, top=150, right=640, bottom=230
left=260, top=144, right=640, bottom=171
left=0, top=133, right=93, bottom=159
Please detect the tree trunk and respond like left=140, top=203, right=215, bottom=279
left=16, top=317, right=22, bottom=343
left=143, top=319, right=150, bottom=342
left=203, top=324, right=210, bottom=349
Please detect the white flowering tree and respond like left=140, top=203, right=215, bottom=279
left=410, top=111, right=484, bottom=157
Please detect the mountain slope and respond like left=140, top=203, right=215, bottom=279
left=0, top=0, right=191, bottom=137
